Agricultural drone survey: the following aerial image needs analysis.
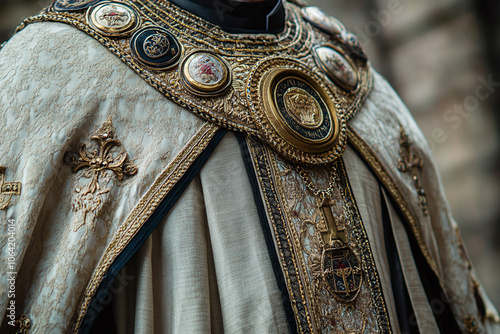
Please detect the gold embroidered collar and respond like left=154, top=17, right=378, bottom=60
left=18, top=0, right=373, bottom=165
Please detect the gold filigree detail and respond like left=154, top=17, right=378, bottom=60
left=64, top=117, right=137, bottom=228
left=397, top=128, right=429, bottom=215
left=254, top=140, right=389, bottom=332
left=0, top=167, right=22, bottom=210
left=464, top=315, right=481, bottom=334
left=13, top=314, right=31, bottom=334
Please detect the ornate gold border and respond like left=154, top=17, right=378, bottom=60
left=246, top=138, right=314, bottom=333
left=72, top=122, right=220, bottom=332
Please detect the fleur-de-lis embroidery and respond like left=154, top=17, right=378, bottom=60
left=397, top=128, right=429, bottom=215
left=0, top=167, right=21, bottom=210
left=65, top=117, right=137, bottom=228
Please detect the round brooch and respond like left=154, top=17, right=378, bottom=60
left=87, top=2, right=141, bottom=37
left=301, top=6, right=345, bottom=36
left=313, top=46, right=359, bottom=91
left=180, top=51, right=232, bottom=97
left=53, top=0, right=101, bottom=12
left=248, top=58, right=346, bottom=165
left=130, top=26, right=182, bottom=70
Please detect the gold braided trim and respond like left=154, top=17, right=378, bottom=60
left=346, top=129, right=440, bottom=279
left=72, top=122, right=220, bottom=332
left=246, top=138, right=313, bottom=333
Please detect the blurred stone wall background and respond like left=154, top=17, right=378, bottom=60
left=1, top=0, right=498, bottom=308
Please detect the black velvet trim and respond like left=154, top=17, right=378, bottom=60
left=80, top=129, right=228, bottom=334
left=167, top=0, right=285, bottom=34
left=381, top=188, right=419, bottom=334
left=383, top=191, right=463, bottom=334
left=236, top=133, right=298, bottom=334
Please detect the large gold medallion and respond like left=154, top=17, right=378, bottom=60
left=249, top=58, right=346, bottom=164
left=87, top=2, right=140, bottom=37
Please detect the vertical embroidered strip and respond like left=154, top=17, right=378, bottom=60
left=246, top=137, right=391, bottom=333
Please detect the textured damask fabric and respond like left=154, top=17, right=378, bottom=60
left=0, top=22, right=209, bottom=332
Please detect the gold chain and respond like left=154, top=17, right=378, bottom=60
left=297, top=161, right=338, bottom=199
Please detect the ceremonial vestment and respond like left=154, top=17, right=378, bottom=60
left=0, top=0, right=499, bottom=333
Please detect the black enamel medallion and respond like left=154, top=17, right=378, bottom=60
left=130, top=26, right=181, bottom=70
left=274, top=76, right=332, bottom=142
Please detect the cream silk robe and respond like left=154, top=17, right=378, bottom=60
left=0, top=3, right=499, bottom=334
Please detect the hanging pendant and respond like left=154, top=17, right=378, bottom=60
left=316, top=194, right=362, bottom=303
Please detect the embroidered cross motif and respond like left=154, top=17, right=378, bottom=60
left=398, top=128, right=429, bottom=215
left=65, top=117, right=138, bottom=228
left=0, top=167, right=21, bottom=210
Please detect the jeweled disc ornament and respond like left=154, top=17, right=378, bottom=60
left=130, top=27, right=182, bottom=70
left=313, top=46, right=359, bottom=91
left=53, top=0, right=101, bottom=12
left=87, top=2, right=140, bottom=37
left=248, top=58, right=346, bottom=165
left=301, top=6, right=345, bottom=36
left=322, top=242, right=362, bottom=303
left=180, top=51, right=231, bottom=97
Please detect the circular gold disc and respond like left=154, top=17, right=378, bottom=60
left=248, top=57, right=347, bottom=165
left=87, top=2, right=140, bottom=37
left=262, top=69, right=338, bottom=154
left=180, top=51, right=232, bottom=97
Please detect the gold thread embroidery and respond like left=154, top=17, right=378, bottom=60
left=72, top=122, right=220, bottom=333
left=397, top=128, right=429, bottom=215
left=0, top=167, right=22, bottom=210
left=248, top=137, right=391, bottom=333
left=64, top=117, right=138, bottom=230
left=246, top=138, right=314, bottom=333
